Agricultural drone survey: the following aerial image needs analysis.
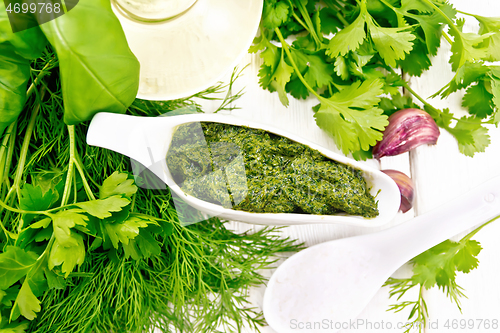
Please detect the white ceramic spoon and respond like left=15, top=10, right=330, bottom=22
left=263, top=175, right=500, bottom=333
left=86, top=112, right=400, bottom=227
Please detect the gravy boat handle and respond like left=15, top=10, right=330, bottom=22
left=86, top=112, right=154, bottom=167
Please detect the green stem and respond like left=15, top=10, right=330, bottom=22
left=74, top=151, right=96, bottom=201
left=294, top=0, right=322, bottom=48
left=290, top=9, right=310, bottom=33
left=0, top=196, right=49, bottom=216
left=274, top=28, right=323, bottom=101
left=463, top=214, right=500, bottom=241
left=0, top=122, right=16, bottom=196
left=336, top=12, right=350, bottom=27
left=389, top=67, right=491, bottom=126
left=26, top=59, right=54, bottom=99
left=387, top=67, right=437, bottom=113
left=0, top=218, right=15, bottom=241
left=3, top=122, right=17, bottom=190
left=12, top=88, right=45, bottom=200
left=60, top=125, right=76, bottom=206
left=442, top=31, right=453, bottom=45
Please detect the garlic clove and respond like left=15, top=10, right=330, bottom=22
left=372, top=108, right=440, bottom=159
left=381, top=169, right=414, bottom=213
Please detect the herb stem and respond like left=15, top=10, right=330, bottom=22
left=3, top=122, right=16, bottom=190
left=289, top=8, right=310, bottom=33
left=442, top=31, right=454, bottom=45
left=0, top=196, right=48, bottom=216
left=0, top=218, right=15, bottom=241
left=61, top=125, right=76, bottom=206
left=294, top=0, right=322, bottom=48
left=463, top=214, right=500, bottom=241
left=74, top=150, right=96, bottom=201
left=274, top=28, right=323, bottom=101
left=0, top=122, right=16, bottom=196
left=386, top=67, right=438, bottom=114
left=13, top=88, right=45, bottom=201
left=26, top=59, right=55, bottom=99
left=336, top=12, right=350, bottom=27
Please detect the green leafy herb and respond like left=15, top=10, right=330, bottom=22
left=384, top=218, right=495, bottom=333
left=0, top=44, right=302, bottom=333
left=253, top=0, right=500, bottom=157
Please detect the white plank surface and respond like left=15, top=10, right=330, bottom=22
left=196, top=1, right=500, bottom=332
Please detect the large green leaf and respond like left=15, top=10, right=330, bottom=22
left=0, top=246, right=37, bottom=290
left=0, top=3, right=48, bottom=136
left=0, top=2, right=48, bottom=59
left=0, top=46, right=30, bottom=136
left=38, top=0, right=140, bottom=124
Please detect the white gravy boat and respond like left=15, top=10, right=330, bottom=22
left=86, top=112, right=400, bottom=227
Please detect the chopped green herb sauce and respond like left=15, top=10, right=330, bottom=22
left=166, top=122, right=379, bottom=217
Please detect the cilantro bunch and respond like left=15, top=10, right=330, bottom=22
left=252, top=0, right=500, bottom=157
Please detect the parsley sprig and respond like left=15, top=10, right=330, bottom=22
left=253, top=0, right=500, bottom=157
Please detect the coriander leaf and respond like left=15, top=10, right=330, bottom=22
left=34, top=228, right=52, bottom=243
left=0, top=287, right=19, bottom=307
left=462, top=83, right=494, bottom=118
left=258, top=65, right=275, bottom=90
left=292, top=34, right=316, bottom=53
left=334, top=56, right=349, bottom=80
left=76, top=195, right=130, bottom=219
left=319, top=7, right=342, bottom=35
left=48, top=234, right=85, bottom=277
left=455, top=240, right=481, bottom=273
left=262, top=0, right=290, bottom=30
left=351, top=148, right=373, bottom=161
left=314, top=79, right=387, bottom=154
left=43, top=268, right=66, bottom=290
left=0, top=247, right=37, bottom=290
left=0, top=321, right=29, bottom=333
left=260, top=36, right=280, bottom=69
left=103, top=216, right=151, bottom=249
left=367, top=18, right=415, bottom=67
left=397, top=37, right=432, bottom=76
left=19, top=184, right=54, bottom=212
left=400, top=0, right=433, bottom=14
left=490, top=74, right=500, bottom=124
left=30, top=218, right=51, bottom=230
left=303, top=54, right=334, bottom=89
left=123, top=230, right=161, bottom=260
left=285, top=49, right=310, bottom=99
left=326, top=3, right=366, bottom=57
left=269, top=50, right=294, bottom=106
left=446, top=117, right=490, bottom=157
left=474, top=14, right=500, bottom=62
left=379, top=92, right=418, bottom=116
left=99, top=171, right=138, bottom=199
left=400, top=3, right=456, bottom=56
left=286, top=78, right=309, bottom=99
left=438, top=61, right=490, bottom=97
left=9, top=282, right=41, bottom=321
left=449, top=29, right=493, bottom=72
left=50, top=209, right=88, bottom=247
left=347, top=45, right=375, bottom=78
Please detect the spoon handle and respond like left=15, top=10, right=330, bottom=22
left=379, top=175, right=500, bottom=265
